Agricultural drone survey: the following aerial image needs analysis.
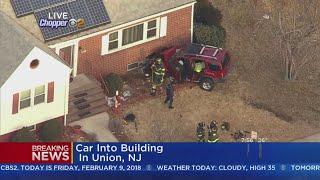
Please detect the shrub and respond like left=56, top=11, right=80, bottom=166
left=194, top=23, right=226, bottom=48
left=39, top=119, right=64, bottom=142
left=103, top=73, right=124, bottom=97
left=11, top=127, right=37, bottom=142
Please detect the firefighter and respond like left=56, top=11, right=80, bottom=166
left=164, top=77, right=174, bottom=109
left=194, top=60, right=205, bottom=73
left=151, top=58, right=165, bottom=96
left=196, top=122, right=206, bottom=142
left=208, top=120, right=219, bottom=143
left=176, top=60, right=186, bottom=82
left=192, top=60, right=205, bottom=81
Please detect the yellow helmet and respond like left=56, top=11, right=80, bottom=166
left=156, top=58, right=162, bottom=64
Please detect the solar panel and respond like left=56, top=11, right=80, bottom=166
left=11, top=0, right=33, bottom=17
left=10, top=0, right=70, bottom=17
left=51, top=3, right=76, bottom=35
left=30, top=0, right=49, bottom=10
left=34, top=8, right=62, bottom=40
left=49, top=0, right=68, bottom=5
left=68, top=0, right=95, bottom=27
left=34, top=0, right=111, bottom=41
left=86, top=0, right=110, bottom=25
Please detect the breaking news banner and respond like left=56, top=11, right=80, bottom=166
left=1, top=143, right=320, bottom=177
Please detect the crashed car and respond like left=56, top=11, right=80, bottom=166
left=143, top=43, right=231, bottom=91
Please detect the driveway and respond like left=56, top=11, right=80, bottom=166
left=69, top=112, right=118, bottom=142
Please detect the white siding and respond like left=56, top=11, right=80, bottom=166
left=0, top=47, right=70, bottom=135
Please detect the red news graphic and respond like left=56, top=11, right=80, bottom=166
left=0, top=143, right=72, bottom=164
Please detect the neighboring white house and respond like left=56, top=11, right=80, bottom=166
left=0, top=12, right=71, bottom=137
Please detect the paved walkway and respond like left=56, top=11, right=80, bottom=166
left=69, top=112, right=118, bottom=142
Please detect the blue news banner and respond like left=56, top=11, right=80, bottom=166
left=2, top=143, right=320, bottom=176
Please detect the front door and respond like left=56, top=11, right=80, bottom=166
left=59, top=45, right=78, bottom=77
left=59, top=45, right=75, bottom=76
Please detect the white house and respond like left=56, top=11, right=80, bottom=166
left=0, top=12, right=71, bottom=140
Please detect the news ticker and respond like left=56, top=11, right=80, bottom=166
left=1, top=164, right=320, bottom=173
left=1, top=143, right=320, bottom=175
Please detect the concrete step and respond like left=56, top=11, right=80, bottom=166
left=70, top=81, right=98, bottom=94
left=68, top=98, right=106, bottom=115
left=67, top=104, right=107, bottom=123
left=69, top=91, right=105, bottom=108
left=69, top=87, right=103, bottom=102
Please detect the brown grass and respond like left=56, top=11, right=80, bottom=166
left=123, top=82, right=318, bottom=142
left=120, top=0, right=320, bottom=142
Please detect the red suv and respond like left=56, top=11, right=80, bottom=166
left=144, top=43, right=231, bottom=91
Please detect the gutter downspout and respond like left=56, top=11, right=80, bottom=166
left=64, top=71, right=71, bottom=126
left=191, top=2, right=195, bottom=43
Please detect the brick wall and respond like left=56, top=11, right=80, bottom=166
left=0, top=132, right=13, bottom=142
left=77, top=6, right=192, bottom=79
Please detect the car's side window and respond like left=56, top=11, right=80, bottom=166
left=209, top=64, right=220, bottom=71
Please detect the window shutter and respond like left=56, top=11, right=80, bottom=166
left=47, top=82, right=55, bottom=103
left=12, top=93, right=19, bottom=114
left=101, top=35, right=109, bottom=54
left=160, top=16, right=167, bottom=37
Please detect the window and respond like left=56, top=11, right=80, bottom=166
left=102, top=17, right=164, bottom=55
left=108, top=32, right=119, bottom=51
left=34, top=85, right=45, bottom=105
left=209, top=64, right=220, bottom=71
left=147, top=20, right=157, bottom=38
left=13, top=83, right=53, bottom=114
left=30, top=59, right=39, bottom=69
left=122, top=24, right=144, bottom=46
left=20, top=90, right=31, bottom=109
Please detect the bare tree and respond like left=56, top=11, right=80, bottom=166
left=274, top=0, right=320, bottom=80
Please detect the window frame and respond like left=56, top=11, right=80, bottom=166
left=147, top=20, right=157, bottom=39
left=108, top=31, right=119, bottom=51
left=19, top=90, right=31, bottom=110
left=122, top=23, right=144, bottom=46
left=102, top=18, right=160, bottom=55
left=34, top=85, right=46, bottom=105
left=17, top=84, right=48, bottom=112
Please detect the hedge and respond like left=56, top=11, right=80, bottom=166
left=39, top=119, right=64, bottom=142
left=103, top=73, right=124, bottom=97
left=194, top=23, right=226, bottom=48
left=11, top=127, right=38, bottom=142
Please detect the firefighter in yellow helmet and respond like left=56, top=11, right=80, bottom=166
left=150, top=58, right=166, bottom=96
left=193, top=60, right=205, bottom=81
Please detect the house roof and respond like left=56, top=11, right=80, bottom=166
left=0, top=0, right=195, bottom=46
left=0, top=12, right=70, bottom=87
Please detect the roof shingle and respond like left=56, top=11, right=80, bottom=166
left=0, top=0, right=195, bottom=45
left=0, top=12, right=69, bottom=87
